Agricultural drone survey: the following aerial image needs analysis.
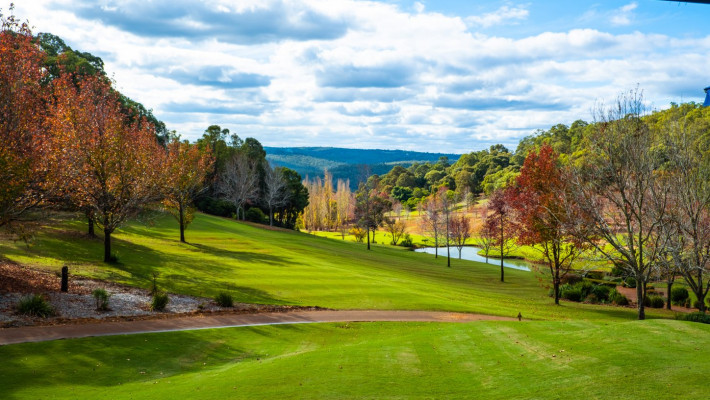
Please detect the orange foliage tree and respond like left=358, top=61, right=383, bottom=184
left=508, top=144, right=585, bottom=304
left=0, top=9, right=49, bottom=228
left=163, top=139, right=213, bottom=242
left=48, top=73, right=164, bottom=262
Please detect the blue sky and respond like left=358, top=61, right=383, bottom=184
left=5, top=0, right=710, bottom=153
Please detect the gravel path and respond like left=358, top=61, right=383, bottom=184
left=0, top=310, right=515, bottom=345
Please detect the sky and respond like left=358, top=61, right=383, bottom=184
left=4, top=0, right=710, bottom=153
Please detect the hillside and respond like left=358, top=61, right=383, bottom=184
left=265, top=147, right=460, bottom=186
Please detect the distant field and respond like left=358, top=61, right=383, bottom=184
left=0, top=212, right=659, bottom=320
left=1, top=320, right=708, bottom=399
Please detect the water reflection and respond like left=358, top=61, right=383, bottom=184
left=415, top=246, right=531, bottom=271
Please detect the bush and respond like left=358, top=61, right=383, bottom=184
left=349, top=227, right=366, bottom=243
left=683, top=312, right=710, bottom=324
left=609, top=289, right=629, bottom=306
left=624, top=277, right=636, bottom=288
left=693, top=300, right=705, bottom=310
left=611, top=264, right=626, bottom=277
left=561, top=287, right=583, bottom=302
left=592, top=285, right=612, bottom=302
left=151, top=292, right=169, bottom=311
left=671, top=287, right=690, bottom=305
left=214, top=292, right=234, bottom=308
left=400, top=233, right=414, bottom=248
left=584, top=293, right=599, bottom=304
left=245, top=207, right=267, bottom=223
left=645, top=295, right=665, bottom=309
left=586, top=270, right=605, bottom=280
left=16, top=294, right=54, bottom=317
left=92, top=288, right=111, bottom=311
left=560, top=274, right=583, bottom=285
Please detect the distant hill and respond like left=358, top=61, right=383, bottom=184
left=265, top=147, right=460, bottom=188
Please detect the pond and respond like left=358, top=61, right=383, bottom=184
left=414, top=246, right=531, bottom=271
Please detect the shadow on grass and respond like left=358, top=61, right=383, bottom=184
left=187, top=242, right=292, bottom=267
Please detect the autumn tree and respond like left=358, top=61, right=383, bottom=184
left=569, top=89, right=667, bottom=320
left=384, top=217, right=406, bottom=245
left=0, top=10, right=49, bottom=229
left=475, top=207, right=495, bottom=264
left=163, top=139, right=213, bottom=242
left=509, top=144, right=584, bottom=304
left=449, top=214, right=471, bottom=259
left=48, top=73, right=163, bottom=263
left=354, top=177, right=391, bottom=250
left=486, top=188, right=515, bottom=282
left=217, top=152, right=259, bottom=221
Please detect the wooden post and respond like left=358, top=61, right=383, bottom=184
left=61, top=266, right=68, bottom=292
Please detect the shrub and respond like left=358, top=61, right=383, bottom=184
left=349, top=227, right=367, bottom=243
left=609, top=289, right=630, bottom=306
left=671, top=287, right=690, bottom=305
left=645, top=295, right=665, bottom=309
left=578, top=281, right=595, bottom=299
left=683, top=312, right=710, bottom=324
left=400, top=234, right=414, bottom=248
left=624, top=277, right=636, bottom=288
left=214, top=292, right=234, bottom=308
left=610, top=264, right=626, bottom=277
left=592, top=285, right=612, bottom=302
left=584, top=293, right=599, bottom=304
left=561, top=274, right=583, bottom=285
left=693, top=300, right=705, bottom=310
left=16, top=294, right=54, bottom=317
left=92, top=288, right=111, bottom=311
left=151, top=292, right=169, bottom=311
left=586, top=270, right=604, bottom=280
left=561, top=287, right=583, bottom=302
left=245, top=207, right=267, bottom=223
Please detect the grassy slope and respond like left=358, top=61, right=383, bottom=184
left=1, top=320, right=708, bottom=399
left=0, top=212, right=666, bottom=321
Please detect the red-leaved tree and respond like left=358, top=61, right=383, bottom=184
left=509, top=144, right=585, bottom=304
left=486, top=188, right=515, bottom=282
left=0, top=10, right=49, bottom=228
left=48, top=73, right=164, bottom=262
left=164, top=139, right=213, bottom=243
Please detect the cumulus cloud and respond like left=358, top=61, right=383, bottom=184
left=7, top=0, right=708, bottom=152
left=465, top=5, right=529, bottom=28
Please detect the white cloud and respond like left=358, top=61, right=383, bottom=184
left=610, top=2, right=637, bottom=26
left=2, top=0, right=708, bottom=152
left=465, top=5, right=529, bottom=29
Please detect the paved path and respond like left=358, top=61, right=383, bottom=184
left=0, top=310, right=513, bottom=346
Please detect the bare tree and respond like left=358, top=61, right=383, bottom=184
left=420, top=195, right=444, bottom=258
left=569, top=88, right=667, bottom=320
left=486, top=188, right=516, bottom=282
left=449, top=214, right=471, bottom=259
left=263, top=165, right=289, bottom=226
left=217, top=153, right=259, bottom=221
left=656, top=116, right=710, bottom=312
left=475, top=207, right=495, bottom=264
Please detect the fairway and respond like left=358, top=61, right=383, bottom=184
left=0, top=212, right=668, bottom=321
left=1, top=320, right=708, bottom=399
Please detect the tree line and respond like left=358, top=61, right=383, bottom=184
left=0, top=11, right=307, bottom=264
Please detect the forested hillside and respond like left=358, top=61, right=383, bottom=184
left=265, top=147, right=459, bottom=188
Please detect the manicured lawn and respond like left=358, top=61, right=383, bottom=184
left=0, top=212, right=666, bottom=321
left=1, top=320, right=707, bottom=399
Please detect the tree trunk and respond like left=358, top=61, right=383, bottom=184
left=87, top=216, right=95, bottom=237
left=269, top=206, right=273, bottom=227
left=103, top=228, right=112, bottom=263
left=636, top=282, right=646, bottom=320
left=554, top=279, right=560, bottom=305
left=367, top=226, right=370, bottom=250
left=500, top=257, right=504, bottom=283
left=179, top=203, right=186, bottom=243
left=666, top=281, right=673, bottom=310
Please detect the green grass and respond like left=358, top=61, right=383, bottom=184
left=1, top=320, right=708, bottom=399
left=0, top=212, right=666, bottom=321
